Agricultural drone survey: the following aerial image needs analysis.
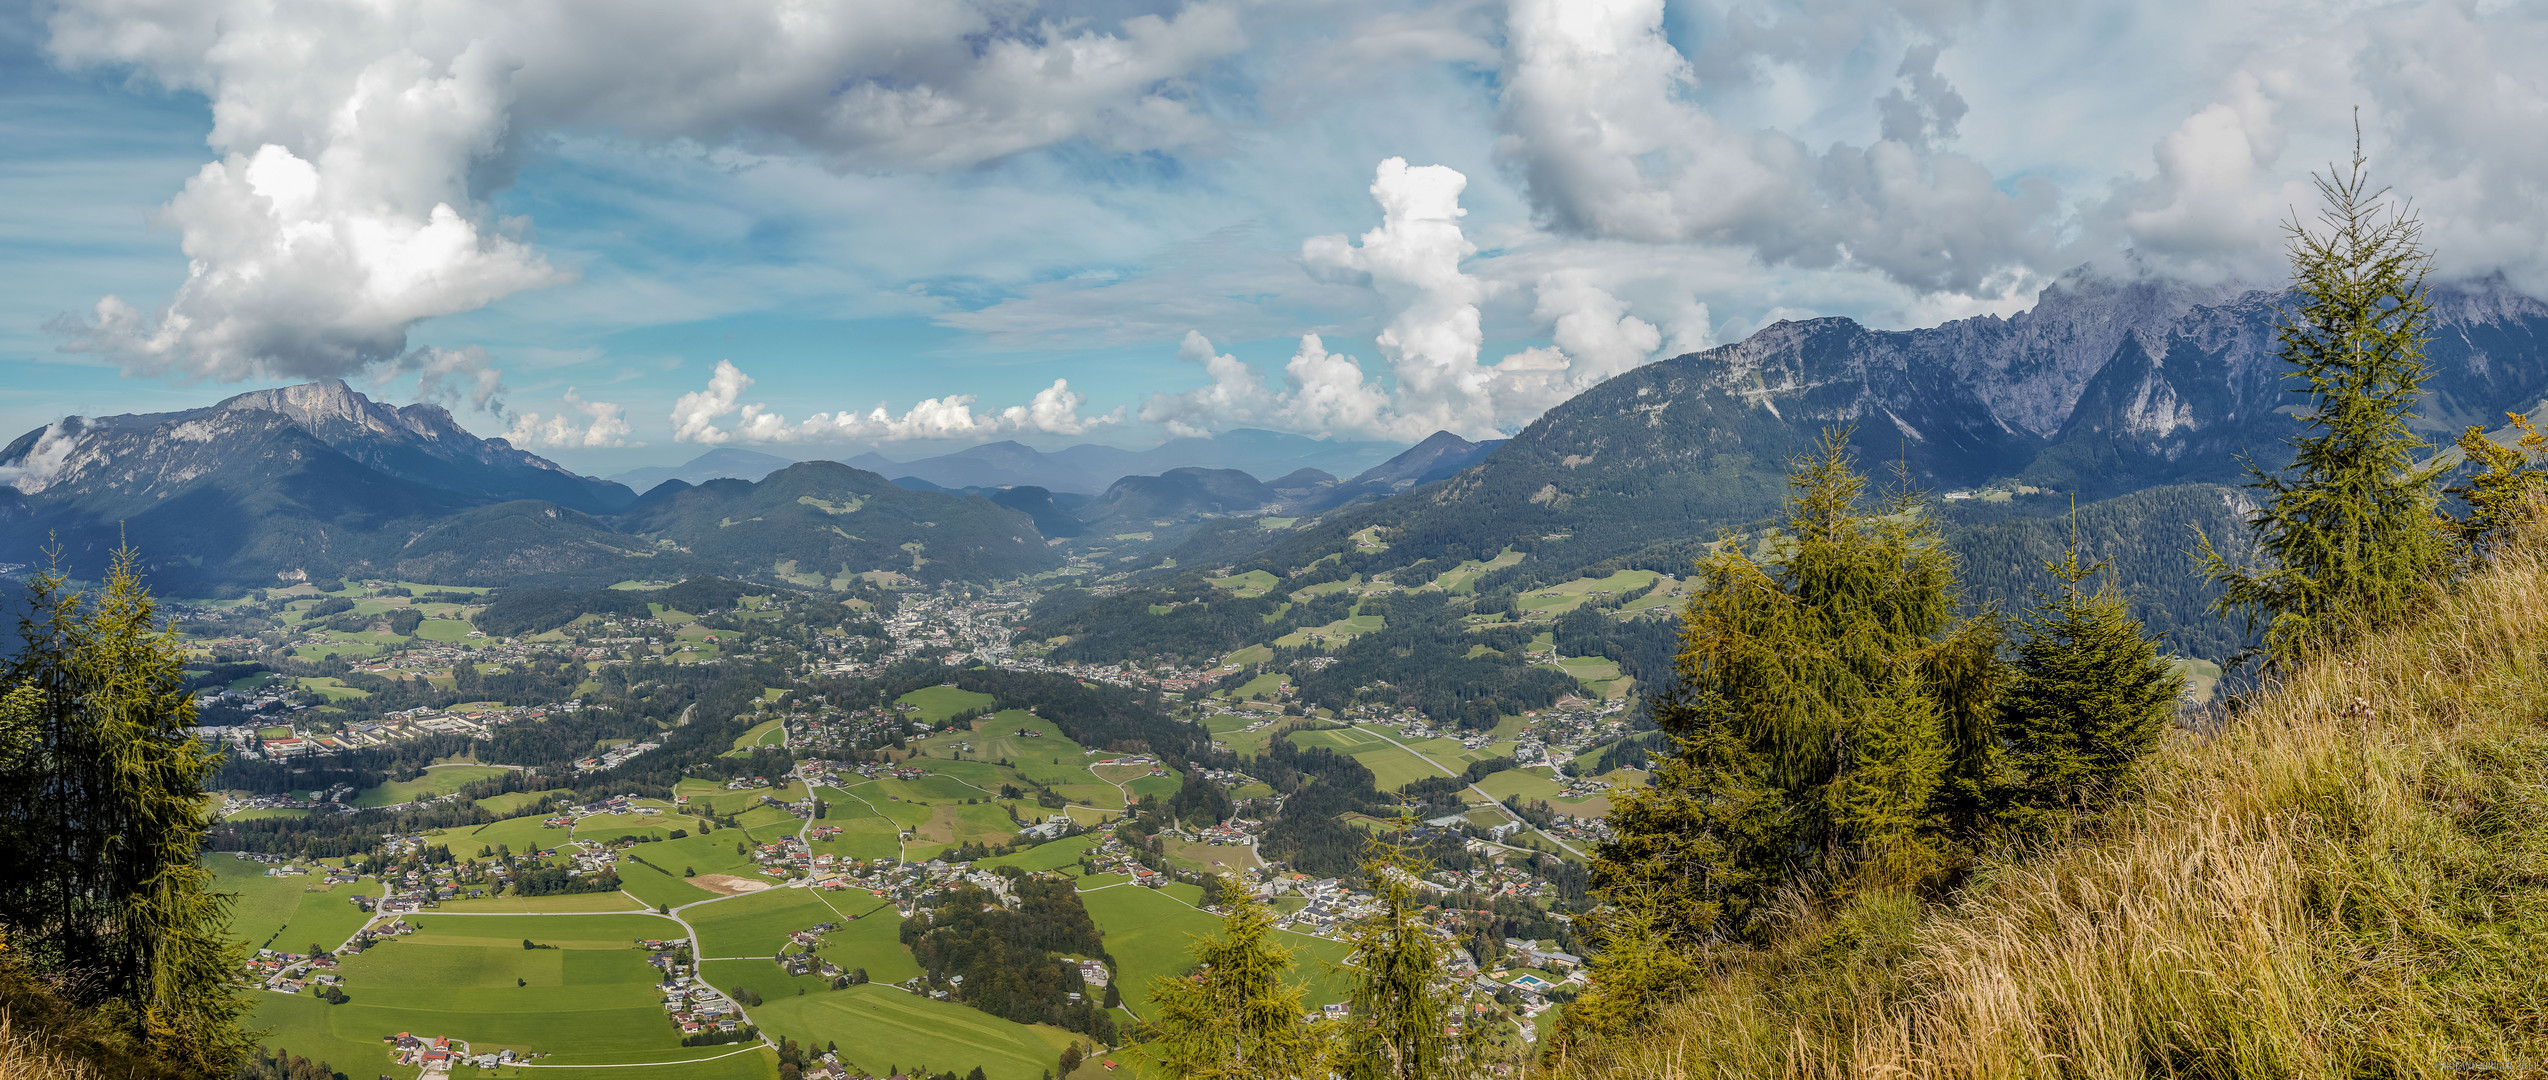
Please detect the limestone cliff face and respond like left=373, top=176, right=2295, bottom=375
left=1574, top=268, right=2548, bottom=494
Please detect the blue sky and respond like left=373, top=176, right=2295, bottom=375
left=8, top=0, right=2548, bottom=475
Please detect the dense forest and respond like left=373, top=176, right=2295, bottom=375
left=901, top=875, right=1119, bottom=1042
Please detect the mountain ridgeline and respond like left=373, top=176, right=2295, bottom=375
left=1046, top=272, right=2548, bottom=671
left=0, top=381, right=1060, bottom=593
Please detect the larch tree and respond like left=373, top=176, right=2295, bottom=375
left=2200, top=126, right=2451, bottom=667
left=1146, top=878, right=1332, bottom=1079
left=0, top=546, right=253, bottom=1074
left=2443, top=411, right=2548, bottom=559
left=1334, top=828, right=1469, bottom=1080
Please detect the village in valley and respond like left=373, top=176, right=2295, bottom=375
left=180, top=557, right=1655, bottom=1079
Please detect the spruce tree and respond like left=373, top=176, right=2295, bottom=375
left=0, top=546, right=252, bottom=1073
left=2200, top=128, right=2449, bottom=666
left=1146, top=877, right=1331, bottom=1079
left=1592, top=429, right=1997, bottom=943
left=2001, top=521, right=2185, bottom=825
left=1334, top=829, right=1468, bottom=1080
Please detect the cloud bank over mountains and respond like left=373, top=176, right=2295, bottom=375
left=31, top=0, right=2548, bottom=450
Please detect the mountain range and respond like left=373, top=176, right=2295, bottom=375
left=0, top=381, right=1053, bottom=592
left=1084, top=269, right=2548, bottom=668
left=10, top=268, right=2546, bottom=617
left=607, top=430, right=1413, bottom=497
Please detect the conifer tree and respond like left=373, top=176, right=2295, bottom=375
left=0, top=546, right=252, bottom=1073
left=1146, top=878, right=1331, bottom=1079
left=1592, top=429, right=1997, bottom=943
left=1545, top=895, right=1699, bottom=1051
left=1334, top=829, right=1468, bottom=1080
left=2443, top=412, right=2548, bottom=558
left=2001, top=519, right=2185, bottom=824
left=2200, top=127, right=2449, bottom=666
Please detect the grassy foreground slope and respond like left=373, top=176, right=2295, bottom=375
left=1558, top=536, right=2548, bottom=1078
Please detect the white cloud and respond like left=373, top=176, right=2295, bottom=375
left=0, top=421, right=83, bottom=495
left=44, top=0, right=1251, bottom=384
left=1147, top=158, right=1669, bottom=441
left=669, top=359, right=1111, bottom=445
left=1493, top=0, right=2059, bottom=295
left=507, top=389, right=636, bottom=449
left=402, top=345, right=511, bottom=417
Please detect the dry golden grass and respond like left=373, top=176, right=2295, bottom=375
left=0, top=1014, right=98, bottom=1080
left=1552, top=531, right=2548, bottom=1079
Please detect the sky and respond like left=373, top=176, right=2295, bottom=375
left=4, top=0, right=2547, bottom=475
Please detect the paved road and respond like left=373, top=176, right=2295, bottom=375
left=1346, top=724, right=1589, bottom=859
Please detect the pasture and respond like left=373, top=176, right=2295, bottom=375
left=689, top=887, right=840, bottom=960
left=354, top=764, right=514, bottom=808
left=897, top=685, right=995, bottom=722
left=213, top=857, right=378, bottom=952
left=1078, top=882, right=1351, bottom=1014
left=751, top=983, right=1076, bottom=1080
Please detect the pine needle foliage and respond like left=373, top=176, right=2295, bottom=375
left=1333, top=827, right=1471, bottom=1080
left=2443, top=411, right=2548, bottom=558
left=1145, top=878, right=1330, bottom=1080
left=0, top=546, right=253, bottom=1075
left=2199, top=129, right=2450, bottom=668
left=1592, top=429, right=1999, bottom=950
left=2000, top=516, right=2184, bottom=825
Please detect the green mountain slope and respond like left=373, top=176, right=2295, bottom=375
left=619, top=461, right=1058, bottom=585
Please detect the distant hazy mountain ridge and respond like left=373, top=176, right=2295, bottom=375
left=0, top=381, right=1051, bottom=592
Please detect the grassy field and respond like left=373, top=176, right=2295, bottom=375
left=452, top=814, right=575, bottom=855
left=353, top=764, right=514, bottom=808
left=802, top=894, right=920, bottom=982
left=233, top=880, right=754, bottom=1078
left=213, top=857, right=379, bottom=952
left=403, top=912, right=684, bottom=949
left=431, top=892, right=647, bottom=914
left=1512, top=570, right=1662, bottom=617
left=1286, top=727, right=1447, bottom=792
left=898, top=685, right=995, bottom=722
left=689, top=887, right=841, bottom=959
left=253, top=938, right=709, bottom=1073
left=732, top=717, right=787, bottom=750
left=751, top=983, right=1077, bottom=1080
left=1208, top=569, right=1279, bottom=596
left=1429, top=549, right=1525, bottom=593
left=981, top=834, right=1098, bottom=875
left=414, top=617, right=474, bottom=642
left=1079, top=883, right=1351, bottom=1017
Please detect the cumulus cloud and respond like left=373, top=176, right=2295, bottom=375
left=506, top=389, right=637, bottom=449
left=1494, top=0, right=2059, bottom=295
left=669, top=359, right=1112, bottom=445
left=45, top=0, right=1250, bottom=383
left=1147, top=158, right=1667, bottom=440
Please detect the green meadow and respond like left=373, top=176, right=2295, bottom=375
left=353, top=764, right=514, bottom=808
left=751, top=984, right=1077, bottom=1080
left=1079, top=882, right=1351, bottom=1017
left=688, top=887, right=839, bottom=959
left=897, top=685, right=995, bottom=722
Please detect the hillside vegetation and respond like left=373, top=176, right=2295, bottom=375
left=1551, top=522, right=2548, bottom=1078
